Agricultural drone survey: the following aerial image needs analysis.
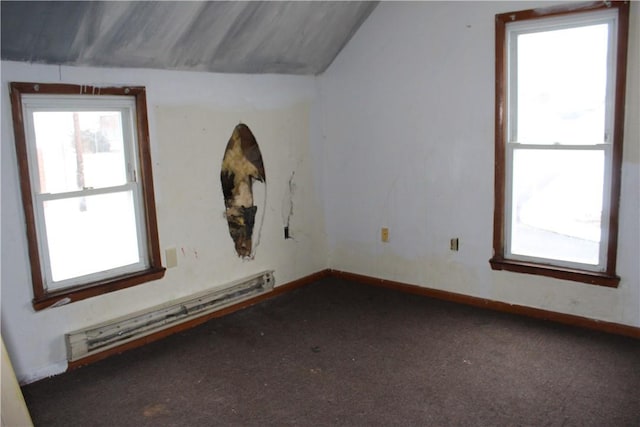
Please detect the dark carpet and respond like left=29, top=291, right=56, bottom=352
left=22, top=278, right=640, bottom=426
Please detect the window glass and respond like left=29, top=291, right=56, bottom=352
left=510, top=149, right=604, bottom=266
left=43, top=191, right=142, bottom=286
left=515, top=23, right=609, bottom=145
left=32, top=111, right=128, bottom=194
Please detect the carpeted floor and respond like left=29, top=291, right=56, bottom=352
left=22, top=278, right=640, bottom=426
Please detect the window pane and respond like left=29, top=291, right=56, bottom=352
left=516, top=24, right=609, bottom=145
left=43, top=191, right=142, bottom=286
left=33, top=111, right=127, bottom=194
left=510, top=149, right=604, bottom=266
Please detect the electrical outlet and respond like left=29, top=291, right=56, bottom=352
left=381, top=227, right=389, bottom=242
left=450, top=238, right=459, bottom=251
left=165, top=247, right=178, bottom=268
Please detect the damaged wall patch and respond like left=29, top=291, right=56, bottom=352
left=220, top=124, right=265, bottom=258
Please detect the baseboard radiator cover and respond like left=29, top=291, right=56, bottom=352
left=65, top=270, right=275, bottom=362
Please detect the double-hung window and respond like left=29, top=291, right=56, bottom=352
left=10, top=83, right=165, bottom=310
left=490, top=2, right=630, bottom=286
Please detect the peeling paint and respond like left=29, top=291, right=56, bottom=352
left=220, top=124, right=265, bottom=258
left=48, top=297, right=71, bottom=308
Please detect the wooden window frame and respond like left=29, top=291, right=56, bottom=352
left=489, top=1, right=630, bottom=287
left=10, top=82, right=165, bottom=310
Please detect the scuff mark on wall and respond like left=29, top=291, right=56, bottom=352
left=282, top=171, right=295, bottom=239
left=220, top=124, right=265, bottom=258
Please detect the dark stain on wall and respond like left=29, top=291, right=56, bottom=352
left=220, top=124, right=265, bottom=258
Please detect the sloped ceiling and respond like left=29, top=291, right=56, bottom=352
left=1, top=1, right=377, bottom=75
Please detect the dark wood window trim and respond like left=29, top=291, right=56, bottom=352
left=9, top=82, right=165, bottom=310
left=489, top=1, right=629, bottom=288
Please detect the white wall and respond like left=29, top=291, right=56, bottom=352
left=1, top=62, right=328, bottom=383
left=319, top=1, right=640, bottom=327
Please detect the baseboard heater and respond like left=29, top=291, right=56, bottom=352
left=65, top=270, right=275, bottom=362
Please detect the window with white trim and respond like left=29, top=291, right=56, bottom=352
left=10, top=83, right=165, bottom=309
left=490, top=2, right=629, bottom=287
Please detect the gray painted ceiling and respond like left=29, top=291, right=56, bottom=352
left=1, top=1, right=377, bottom=75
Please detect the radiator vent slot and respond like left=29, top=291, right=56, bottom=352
left=66, top=270, right=275, bottom=362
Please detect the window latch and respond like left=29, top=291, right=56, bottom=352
left=127, top=163, right=137, bottom=182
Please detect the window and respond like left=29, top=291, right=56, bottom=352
left=490, top=2, right=630, bottom=287
left=10, top=83, right=165, bottom=310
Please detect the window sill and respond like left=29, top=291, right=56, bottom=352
left=32, top=267, right=166, bottom=311
left=489, top=257, right=619, bottom=288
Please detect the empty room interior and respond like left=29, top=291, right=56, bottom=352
left=1, top=1, right=639, bottom=425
